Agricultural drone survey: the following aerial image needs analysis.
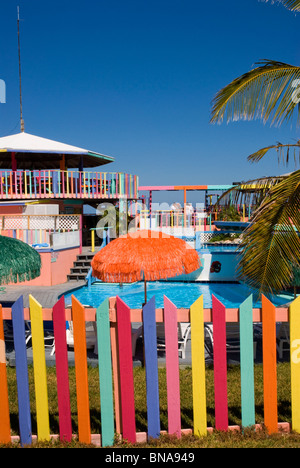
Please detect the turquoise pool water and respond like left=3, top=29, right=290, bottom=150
left=63, top=281, right=292, bottom=309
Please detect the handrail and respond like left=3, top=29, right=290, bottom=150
left=0, top=169, right=139, bottom=200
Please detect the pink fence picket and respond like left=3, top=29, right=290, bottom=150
left=164, top=296, right=181, bottom=438
left=212, top=295, right=228, bottom=431
left=115, top=296, right=136, bottom=443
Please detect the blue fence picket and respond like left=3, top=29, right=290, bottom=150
left=12, top=296, right=32, bottom=446
left=143, top=296, right=161, bottom=440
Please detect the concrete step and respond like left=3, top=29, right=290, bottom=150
left=67, top=273, right=87, bottom=281
left=68, top=251, right=94, bottom=282
left=76, top=253, right=94, bottom=262
left=74, top=260, right=91, bottom=267
left=70, top=266, right=91, bottom=272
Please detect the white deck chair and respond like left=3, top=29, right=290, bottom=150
left=66, top=321, right=98, bottom=354
left=4, top=320, right=56, bottom=356
left=204, top=322, right=257, bottom=359
left=66, top=322, right=143, bottom=357
left=178, top=323, right=191, bottom=360
left=156, top=322, right=191, bottom=359
left=4, top=320, right=32, bottom=344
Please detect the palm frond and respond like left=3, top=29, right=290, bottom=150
left=211, top=60, right=300, bottom=127
left=213, top=174, right=287, bottom=212
left=262, top=0, right=300, bottom=12
left=248, top=141, right=300, bottom=165
left=237, top=170, right=300, bottom=294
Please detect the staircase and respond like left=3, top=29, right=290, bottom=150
left=67, top=251, right=94, bottom=282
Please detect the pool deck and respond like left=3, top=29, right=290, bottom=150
left=0, top=280, right=85, bottom=308
left=0, top=246, right=97, bottom=307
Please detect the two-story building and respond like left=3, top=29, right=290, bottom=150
left=0, top=131, right=139, bottom=286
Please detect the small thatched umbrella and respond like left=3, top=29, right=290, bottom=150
left=91, top=229, right=201, bottom=304
left=0, top=235, right=41, bottom=285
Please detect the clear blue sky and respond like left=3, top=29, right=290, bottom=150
left=1, top=0, right=300, bottom=203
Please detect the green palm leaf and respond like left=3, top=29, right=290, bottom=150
left=248, top=141, right=300, bottom=164
left=237, top=170, right=300, bottom=294
left=211, top=60, right=300, bottom=127
left=263, top=0, right=300, bottom=12
left=214, top=174, right=287, bottom=210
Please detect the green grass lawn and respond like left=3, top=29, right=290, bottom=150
left=2, top=362, right=300, bottom=448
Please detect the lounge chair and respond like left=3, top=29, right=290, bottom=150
left=204, top=322, right=257, bottom=360
left=66, top=320, right=97, bottom=354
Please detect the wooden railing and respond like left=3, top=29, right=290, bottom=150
left=0, top=214, right=82, bottom=249
left=0, top=170, right=139, bottom=200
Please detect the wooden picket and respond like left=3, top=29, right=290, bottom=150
left=0, top=304, right=11, bottom=444
left=143, top=296, right=161, bottom=440
left=239, top=295, right=255, bottom=428
left=52, top=296, right=72, bottom=442
left=72, top=296, right=91, bottom=444
left=262, top=295, right=278, bottom=434
left=290, top=295, right=300, bottom=433
left=0, top=291, right=299, bottom=445
left=11, top=296, right=32, bottom=446
left=96, top=298, right=115, bottom=447
left=115, top=296, right=136, bottom=443
left=190, top=295, right=207, bottom=437
left=212, top=295, right=228, bottom=431
left=164, top=296, right=181, bottom=438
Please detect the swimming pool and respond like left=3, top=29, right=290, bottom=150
left=63, top=281, right=292, bottom=309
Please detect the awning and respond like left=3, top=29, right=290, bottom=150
left=0, top=132, right=114, bottom=169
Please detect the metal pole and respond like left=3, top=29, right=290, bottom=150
left=17, top=6, right=25, bottom=132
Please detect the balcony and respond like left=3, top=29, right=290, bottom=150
left=0, top=170, right=139, bottom=201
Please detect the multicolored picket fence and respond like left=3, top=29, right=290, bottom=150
left=0, top=292, right=300, bottom=446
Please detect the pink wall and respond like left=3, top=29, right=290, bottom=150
left=50, top=248, right=80, bottom=285
left=0, top=205, right=23, bottom=215
left=8, top=247, right=80, bottom=286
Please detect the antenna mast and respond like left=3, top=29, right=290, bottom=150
left=17, top=6, right=25, bottom=132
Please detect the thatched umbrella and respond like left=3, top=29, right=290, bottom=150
left=91, top=229, right=201, bottom=304
left=0, top=235, right=41, bottom=285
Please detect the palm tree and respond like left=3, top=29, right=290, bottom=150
left=210, top=0, right=300, bottom=294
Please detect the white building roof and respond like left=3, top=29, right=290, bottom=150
left=0, top=132, right=114, bottom=169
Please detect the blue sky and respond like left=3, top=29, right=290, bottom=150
left=1, top=0, right=300, bottom=203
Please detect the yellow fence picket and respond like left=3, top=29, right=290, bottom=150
left=290, top=295, right=300, bottom=433
left=29, top=295, right=50, bottom=441
left=190, top=295, right=207, bottom=436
